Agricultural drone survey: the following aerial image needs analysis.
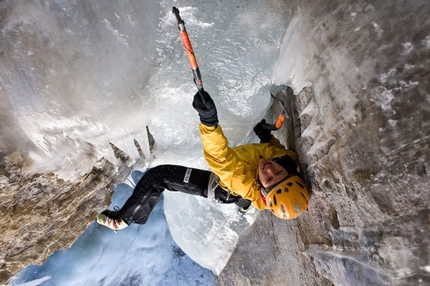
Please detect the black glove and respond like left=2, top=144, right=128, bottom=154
left=253, top=119, right=272, bottom=143
left=192, top=91, right=218, bottom=127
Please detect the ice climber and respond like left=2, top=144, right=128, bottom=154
left=97, top=91, right=310, bottom=230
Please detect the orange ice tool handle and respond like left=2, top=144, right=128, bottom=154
left=172, top=6, right=205, bottom=103
left=262, top=114, right=285, bottom=131
left=275, top=114, right=285, bottom=129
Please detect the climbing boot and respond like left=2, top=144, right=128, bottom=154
left=97, top=209, right=129, bottom=231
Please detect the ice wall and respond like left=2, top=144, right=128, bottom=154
left=1, top=0, right=290, bottom=181
left=1, top=0, right=292, bottom=284
left=4, top=0, right=429, bottom=285
left=1, top=1, right=161, bottom=180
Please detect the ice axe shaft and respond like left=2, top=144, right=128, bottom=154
left=172, top=6, right=206, bottom=104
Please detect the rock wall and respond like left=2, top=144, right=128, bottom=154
left=218, top=82, right=429, bottom=285
left=0, top=150, right=130, bottom=284
left=217, top=0, right=430, bottom=284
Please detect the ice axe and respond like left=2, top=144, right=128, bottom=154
left=261, top=86, right=292, bottom=131
left=172, top=7, right=206, bottom=104
left=258, top=92, right=287, bottom=131
left=257, top=100, right=287, bottom=132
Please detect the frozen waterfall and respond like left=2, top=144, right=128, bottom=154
left=3, top=0, right=429, bottom=285
left=6, top=0, right=291, bottom=285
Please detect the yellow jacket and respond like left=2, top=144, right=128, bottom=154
left=199, top=123, right=298, bottom=210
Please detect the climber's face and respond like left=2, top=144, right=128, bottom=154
left=258, top=159, right=289, bottom=189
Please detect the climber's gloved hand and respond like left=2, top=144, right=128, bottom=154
left=253, top=119, right=272, bottom=143
left=192, top=91, right=218, bottom=127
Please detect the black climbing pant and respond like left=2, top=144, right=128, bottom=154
left=118, top=165, right=251, bottom=224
